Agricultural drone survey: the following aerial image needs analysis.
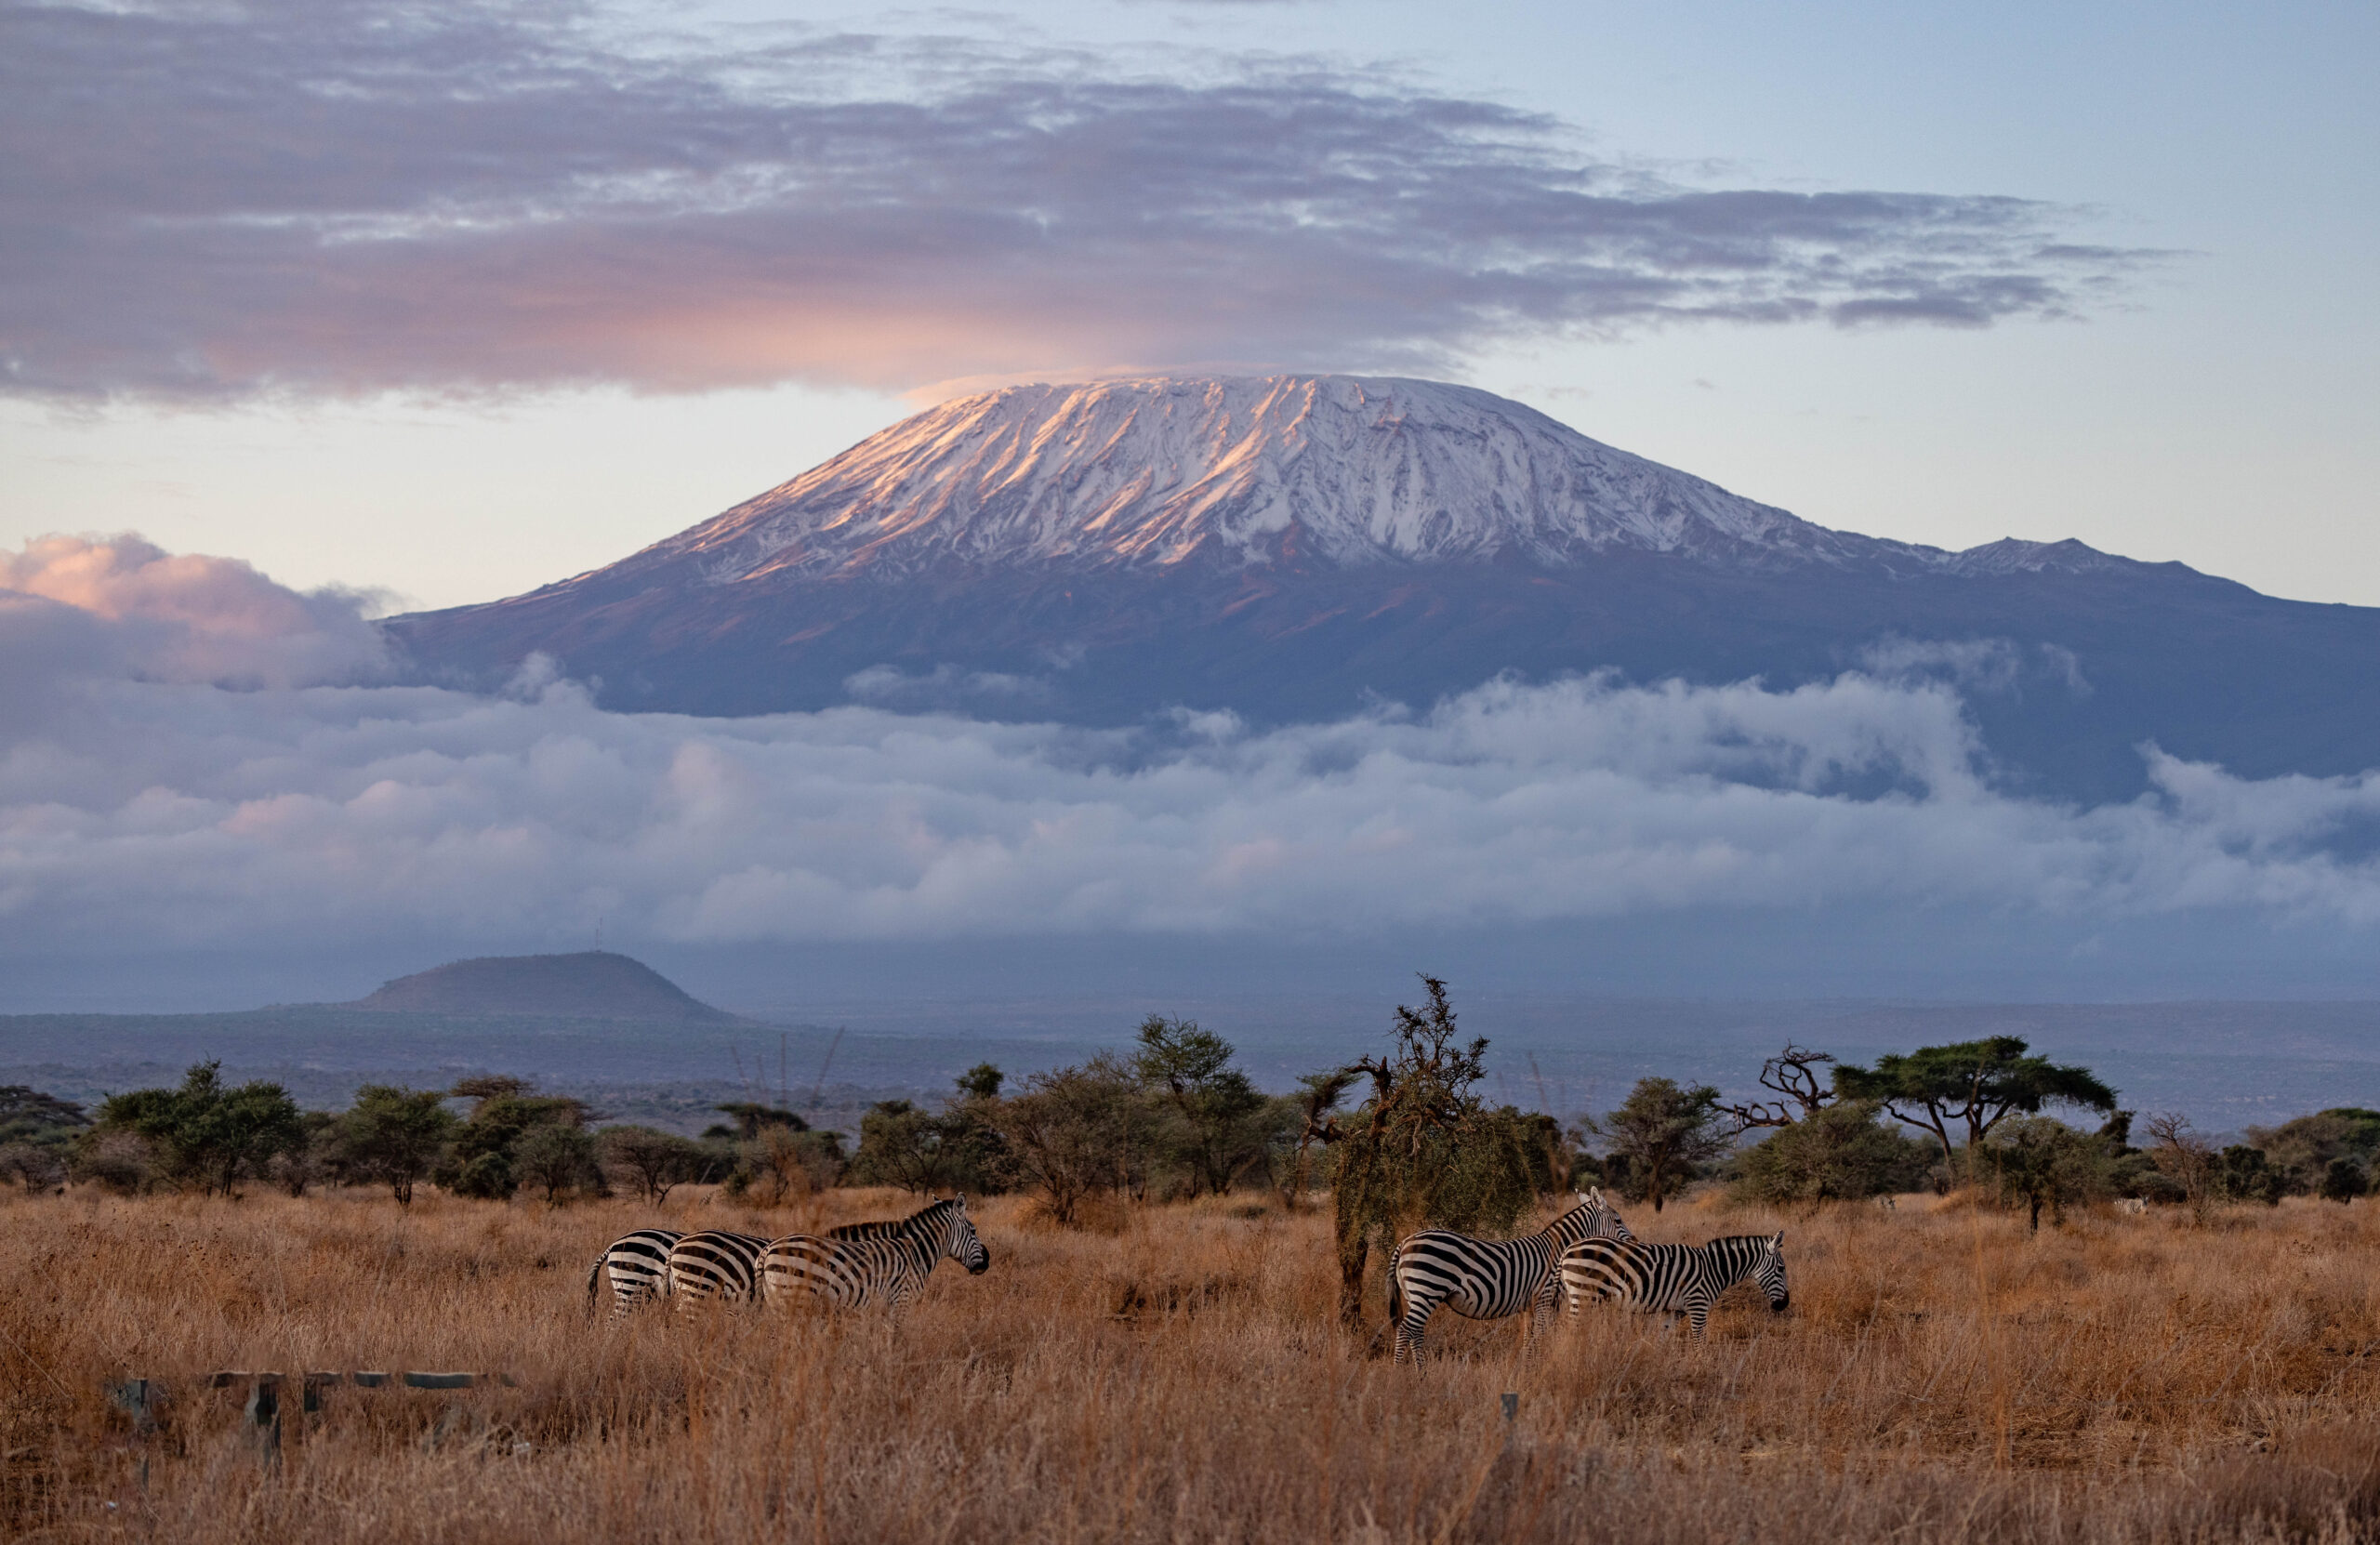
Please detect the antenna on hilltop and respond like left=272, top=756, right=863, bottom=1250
left=807, top=1027, right=845, bottom=1112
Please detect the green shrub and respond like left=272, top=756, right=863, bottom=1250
left=1733, top=1101, right=1933, bottom=1206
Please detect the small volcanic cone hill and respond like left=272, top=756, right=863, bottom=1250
left=349, top=951, right=740, bottom=1024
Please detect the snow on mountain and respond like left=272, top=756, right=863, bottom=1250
left=613, top=376, right=2102, bottom=585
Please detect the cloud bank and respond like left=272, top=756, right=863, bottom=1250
left=6, top=535, right=2380, bottom=960
left=1, top=0, right=2160, bottom=403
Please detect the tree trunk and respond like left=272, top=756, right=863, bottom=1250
left=1337, top=1230, right=1369, bottom=1331
left=2028, top=1195, right=2043, bottom=1234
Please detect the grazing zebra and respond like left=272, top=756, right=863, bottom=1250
left=761, top=1196, right=991, bottom=1311
left=666, top=1229, right=774, bottom=1310
left=1557, top=1233, right=1789, bottom=1340
left=1388, top=1189, right=1636, bottom=1365
left=587, top=1228, right=684, bottom=1316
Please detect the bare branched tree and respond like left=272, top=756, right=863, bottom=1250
left=2144, top=1112, right=2216, bottom=1225
left=1717, top=1044, right=1838, bottom=1132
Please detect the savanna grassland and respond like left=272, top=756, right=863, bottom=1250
left=7, top=1185, right=2380, bottom=1544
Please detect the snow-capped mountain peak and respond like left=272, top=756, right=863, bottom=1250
left=628, top=375, right=2031, bottom=584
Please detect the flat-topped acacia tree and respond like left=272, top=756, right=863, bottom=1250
left=1834, top=1037, right=2116, bottom=1179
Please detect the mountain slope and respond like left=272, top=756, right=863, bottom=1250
left=386, top=375, right=2380, bottom=804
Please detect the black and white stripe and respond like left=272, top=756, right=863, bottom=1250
left=587, top=1227, right=683, bottom=1316
left=1388, top=1189, right=1635, bottom=1365
left=1557, top=1232, right=1790, bottom=1340
left=762, top=1196, right=991, bottom=1311
left=666, top=1229, right=774, bottom=1310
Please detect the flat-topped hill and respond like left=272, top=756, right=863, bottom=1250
left=349, top=951, right=739, bottom=1023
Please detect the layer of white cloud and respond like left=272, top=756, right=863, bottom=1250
left=0, top=0, right=2162, bottom=403
left=6, top=534, right=2380, bottom=957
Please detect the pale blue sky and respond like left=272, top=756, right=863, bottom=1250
left=4, top=0, right=2373, bottom=610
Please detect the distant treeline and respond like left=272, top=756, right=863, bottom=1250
left=7, top=982, right=2376, bottom=1259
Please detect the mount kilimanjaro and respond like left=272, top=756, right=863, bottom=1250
left=388, top=375, right=2380, bottom=804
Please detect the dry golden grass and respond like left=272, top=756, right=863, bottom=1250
left=7, top=1184, right=2380, bottom=1544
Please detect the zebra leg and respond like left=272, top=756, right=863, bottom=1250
left=1525, top=1277, right=1561, bottom=1361
left=1394, top=1284, right=1437, bottom=1366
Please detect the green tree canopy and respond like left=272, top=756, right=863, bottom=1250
left=0, top=1087, right=91, bottom=1148
left=1834, top=1037, right=2117, bottom=1174
left=998, top=1054, right=1158, bottom=1224
left=1130, top=1015, right=1270, bottom=1198
left=336, top=1085, right=458, bottom=1205
left=516, top=1123, right=602, bottom=1203
left=1593, top=1077, right=1734, bottom=1212
left=1733, top=1099, right=1932, bottom=1207
left=93, top=1062, right=305, bottom=1196
left=436, top=1078, right=594, bottom=1200
left=1980, top=1116, right=2115, bottom=1232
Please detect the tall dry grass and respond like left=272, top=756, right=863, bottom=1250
left=7, top=1184, right=2380, bottom=1544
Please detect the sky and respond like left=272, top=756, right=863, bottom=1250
left=3, top=0, right=2373, bottom=612
left=3, top=0, right=2378, bottom=1012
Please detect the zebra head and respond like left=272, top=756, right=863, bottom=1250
left=1555, top=1188, right=1636, bottom=1246
left=1756, top=1232, right=1790, bottom=1313
left=943, top=1195, right=991, bottom=1275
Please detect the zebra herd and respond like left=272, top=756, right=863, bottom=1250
left=1388, top=1188, right=1790, bottom=1360
left=587, top=1195, right=990, bottom=1316
left=586, top=1186, right=1788, bottom=1358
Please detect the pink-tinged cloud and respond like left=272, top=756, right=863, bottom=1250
left=0, top=2, right=2166, bottom=403
left=0, top=535, right=387, bottom=692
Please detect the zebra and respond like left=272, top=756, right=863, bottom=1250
left=587, top=1227, right=683, bottom=1316
left=1557, top=1232, right=1789, bottom=1340
left=1387, top=1189, right=1635, bottom=1365
left=761, top=1195, right=991, bottom=1311
left=666, top=1229, right=774, bottom=1310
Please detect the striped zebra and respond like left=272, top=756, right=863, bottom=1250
left=666, top=1229, right=774, bottom=1310
left=586, top=1227, right=683, bottom=1316
left=1388, top=1189, right=1635, bottom=1365
left=761, top=1195, right=991, bottom=1311
left=1556, top=1232, right=1790, bottom=1340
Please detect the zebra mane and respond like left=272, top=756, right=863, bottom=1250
left=824, top=1197, right=962, bottom=1241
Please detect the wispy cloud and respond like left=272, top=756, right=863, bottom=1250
left=5, top=534, right=2376, bottom=959
left=0, top=0, right=2164, bottom=403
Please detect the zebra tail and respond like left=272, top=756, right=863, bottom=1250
left=1386, top=1252, right=1403, bottom=1330
left=584, top=1255, right=602, bottom=1314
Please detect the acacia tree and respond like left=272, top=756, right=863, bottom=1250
left=598, top=1125, right=704, bottom=1205
left=96, top=1062, right=305, bottom=1196
left=1131, top=1015, right=1268, bottom=1197
left=999, top=1054, right=1158, bottom=1224
left=1981, top=1116, right=2109, bottom=1233
left=1593, top=1077, right=1734, bottom=1212
left=337, top=1085, right=457, bottom=1205
left=1834, top=1037, right=2117, bottom=1178
left=1304, top=976, right=1540, bottom=1330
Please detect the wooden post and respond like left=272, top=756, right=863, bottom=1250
left=244, top=1376, right=283, bottom=1471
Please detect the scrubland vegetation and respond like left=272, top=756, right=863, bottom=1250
left=13, top=988, right=2380, bottom=1541
left=9, top=1184, right=2380, bottom=1544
